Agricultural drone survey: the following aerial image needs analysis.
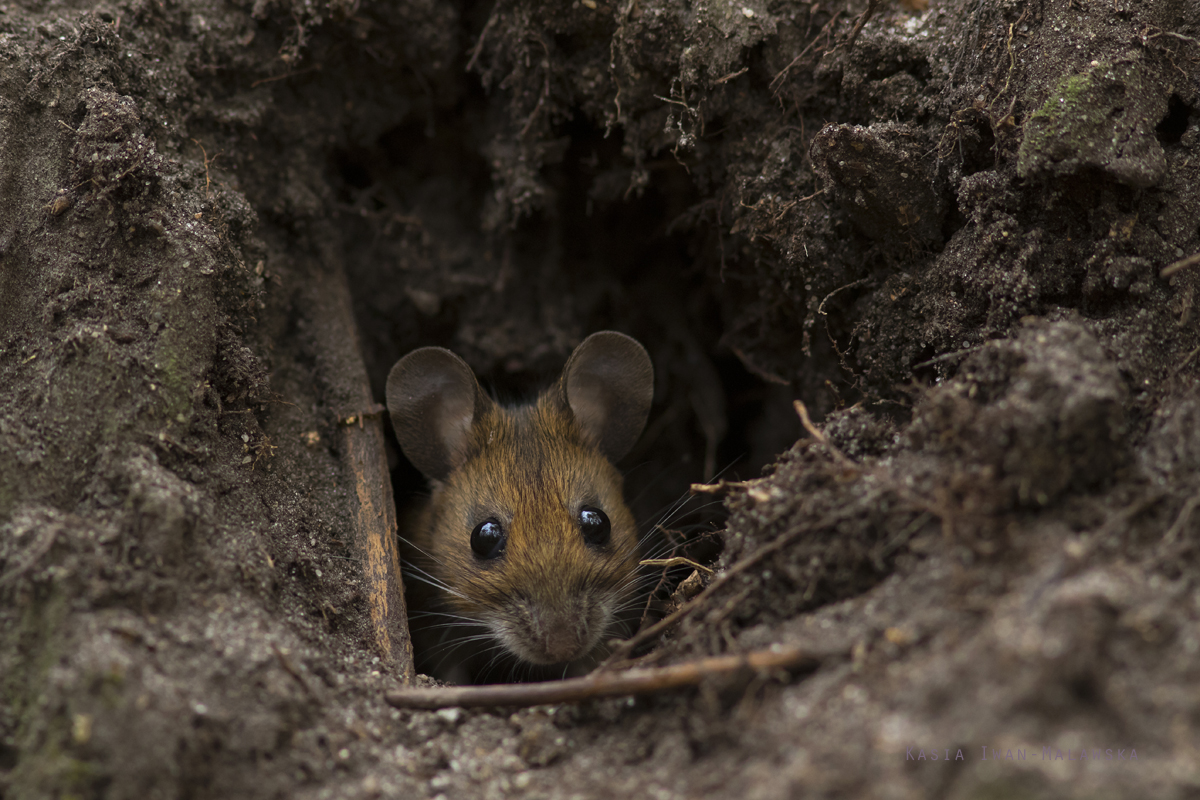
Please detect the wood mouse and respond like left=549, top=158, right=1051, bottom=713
left=386, top=331, right=654, bottom=683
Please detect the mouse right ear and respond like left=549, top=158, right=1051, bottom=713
left=386, top=347, right=486, bottom=481
left=562, top=331, right=654, bottom=463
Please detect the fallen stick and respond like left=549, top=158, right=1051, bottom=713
left=307, top=266, right=415, bottom=683
left=384, top=646, right=823, bottom=710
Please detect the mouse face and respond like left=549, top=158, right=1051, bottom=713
left=387, top=332, right=654, bottom=679
left=423, top=399, right=641, bottom=666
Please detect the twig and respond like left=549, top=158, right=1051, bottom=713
left=1162, top=252, right=1200, bottom=278
left=793, top=399, right=827, bottom=443
left=306, top=265, right=414, bottom=682
left=794, top=400, right=858, bottom=471
left=654, top=94, right=692, bottom=108
left=840, top=0, right=879, bottom=53
left=466, top=11, right=500, bottom=73
left=1142, top=27, right=1200, bottom=46
left=384, top=646, right=824, bottom=710
left=249, top=66, right=319, bottom=88
left=639, top=556, right=715, bottom=576
left=690, top=479, right=751, bottom=495
left=816, top=278, right=871, bottom=368
left=912, top=346, right=983, bottom=369
left=714, top=67, right=748, bottom=84
left=600, top=499, right=857, bottom=667
left=770, top=10, right=843, bottom=92
left=191, top=139, right=222, bottom=199
left=816, top=277, right=871, bottom=318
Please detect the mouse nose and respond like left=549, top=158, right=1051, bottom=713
left=533, top=608, right=588, bottom=664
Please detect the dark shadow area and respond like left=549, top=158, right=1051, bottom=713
left=1156, top=93, right=1191, bottom=145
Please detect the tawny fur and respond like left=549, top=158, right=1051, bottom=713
left=409, top=389, right=641, bottom=674
left=389, top=331, right=653, bottom=682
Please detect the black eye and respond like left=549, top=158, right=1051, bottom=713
left=470, top=519, right=506, bottom=559
left=579, top=506, right=611, bottom=549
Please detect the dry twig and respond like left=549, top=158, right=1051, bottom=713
left=841, top=0, right=879, bottom=53
left=714, top=67, right=749, bottom=84
left=306, top=268, right=414, bottom=682
left=191, top=139, right=221, bottom=199
left=466, top=11, right=500, bottom=73
left=249, top=66, right=319, bottom=88
left=601, top=402, right=864, bottom=666
left=640, top=556, right=714, bottom=576
left=770, top=10, right=843, bottom=92
left=1162, top=252, right=1200, bottom=278
left=384, top=646, right=824, bottom=710
left=601, top=496, right=863, bottom=668
left=793, top=400, right=857, bottom=471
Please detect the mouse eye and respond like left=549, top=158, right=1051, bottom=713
left=470, top=519, right=506, bottom=560
left=579, top=506, right=611, bottom=549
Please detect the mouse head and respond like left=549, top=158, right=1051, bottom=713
left=386, top=331, right=654, bottom=667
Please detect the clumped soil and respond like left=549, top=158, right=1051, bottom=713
left=2, top=0, right=1199, bottom=797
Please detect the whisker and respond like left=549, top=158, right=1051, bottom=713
left=406, top=609, right=481, bottom=622
left=408, top=619, right=488, bottom=632
left=401, top=562, right=471, bottom=602
left=421, top=633, right=499, bottom=671
left=479, top=644, right=517, bottom=681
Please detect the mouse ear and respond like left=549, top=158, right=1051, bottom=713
left=386, top=347, right=488, bottom=481
left=561, top=331, right=654, bottom=462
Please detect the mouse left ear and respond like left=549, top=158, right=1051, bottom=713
left=561, top=331, right=654, bottom=462
left=386, top=347, right=490, bottom=481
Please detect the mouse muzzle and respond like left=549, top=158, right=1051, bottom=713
left=494, top=591, right=613, bottom=666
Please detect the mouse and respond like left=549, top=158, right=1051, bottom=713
left=386, top=331, right=654, bottom=683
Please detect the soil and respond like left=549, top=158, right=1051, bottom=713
left=1, top=0, right=1199, bottom=797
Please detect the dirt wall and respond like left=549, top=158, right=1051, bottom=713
left=2, top=0, right=1200, bottom=797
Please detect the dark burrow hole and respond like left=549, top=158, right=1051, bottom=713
left=958, top=113, right=997, bottom=176
left=1156, top=93, right=1190, bottom=144
left=334, top=105, right=799, bottom=674
left=371, top=113, right=790, bottom=527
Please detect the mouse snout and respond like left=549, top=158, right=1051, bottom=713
left=533, top=606, right=590, bottom=664
left=498, top=594, right=606, bottom=665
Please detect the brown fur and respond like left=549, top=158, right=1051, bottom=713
left=389, top=332, right=652, bottom=681
left=409, top=389, right=642, bottom=678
